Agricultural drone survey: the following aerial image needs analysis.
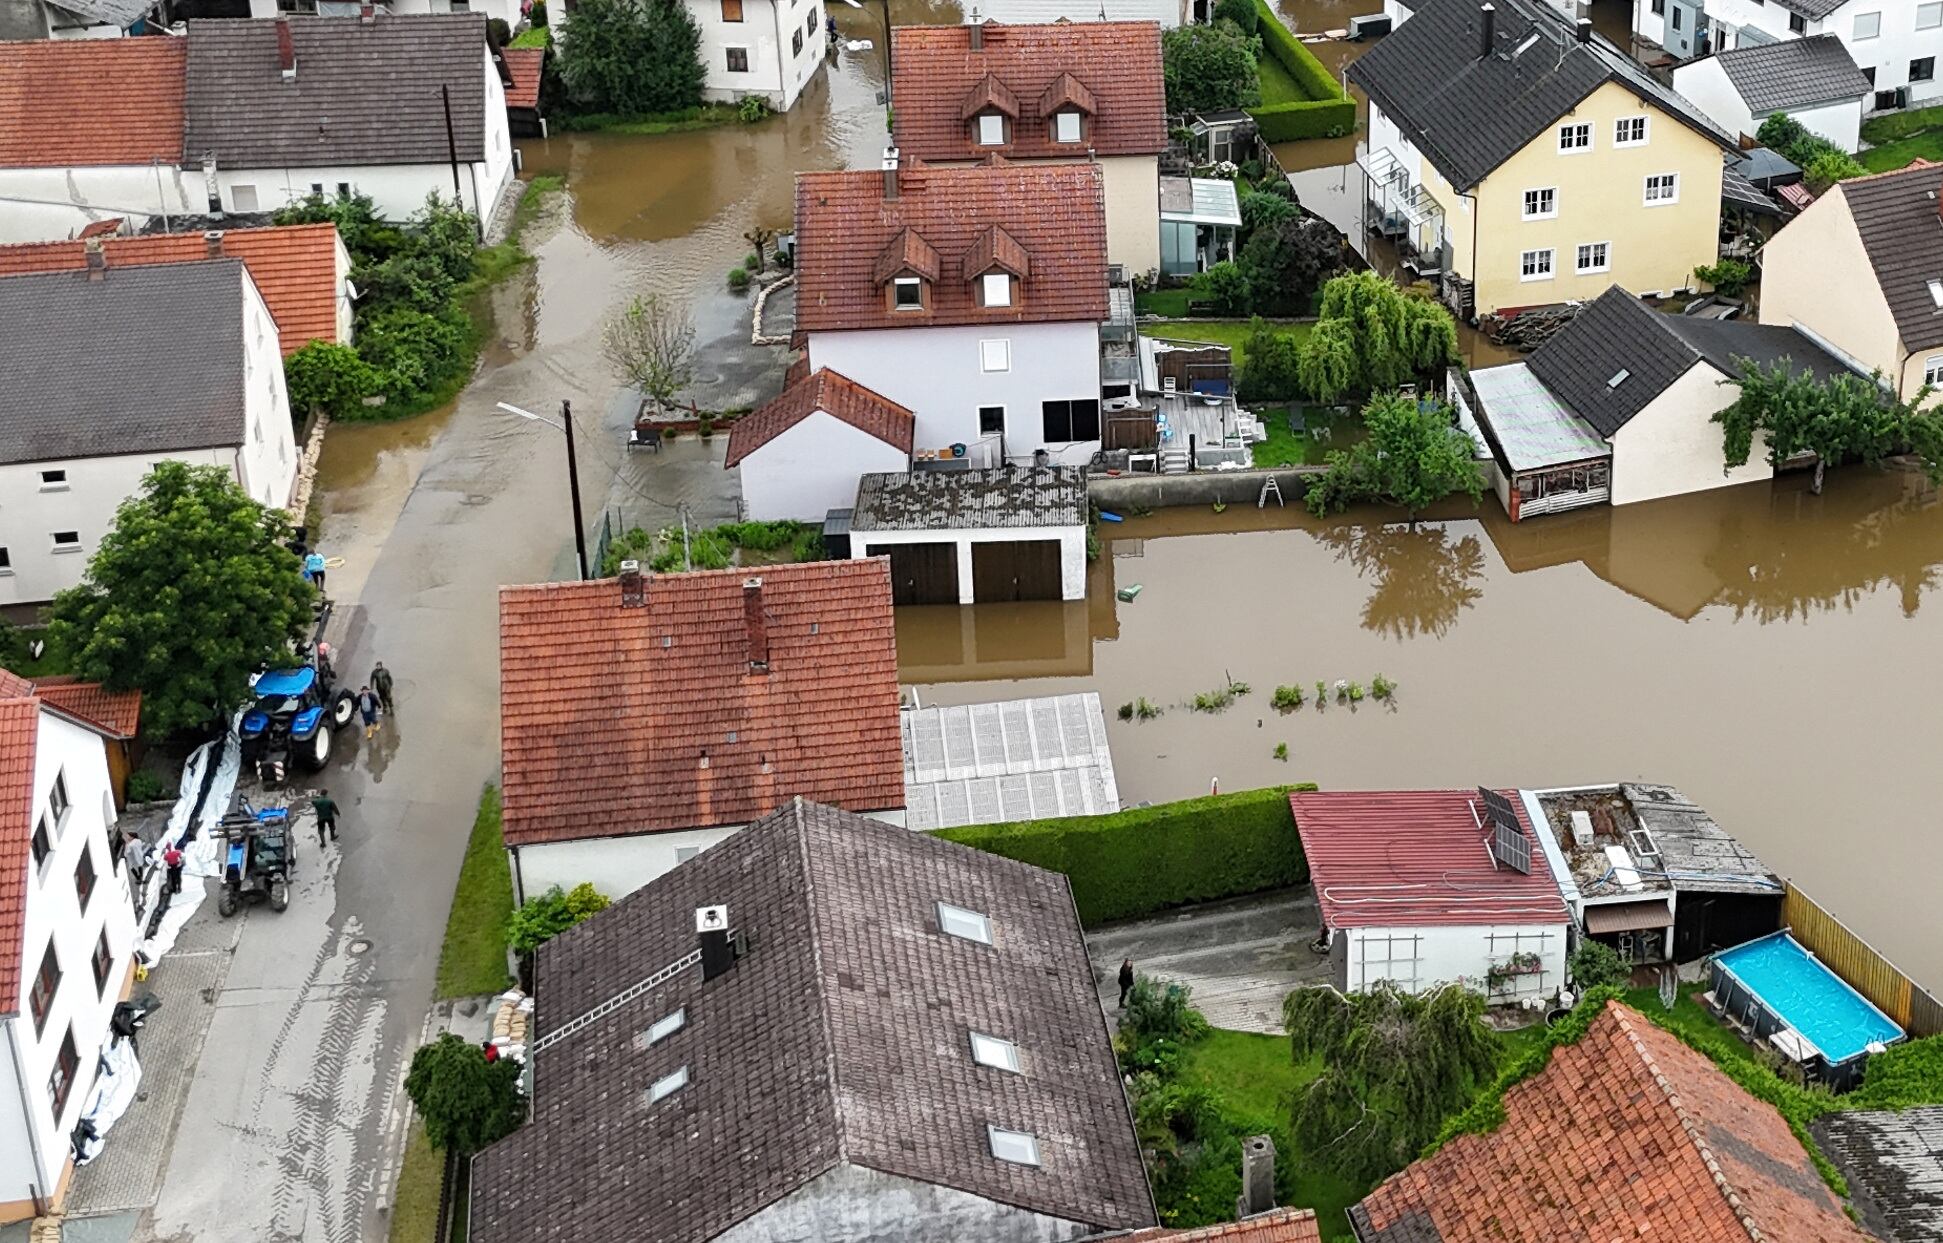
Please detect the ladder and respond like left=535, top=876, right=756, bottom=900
left=1258, top=476, right=1283, bottom=508
left=532, top=949, right=702, bottom=1054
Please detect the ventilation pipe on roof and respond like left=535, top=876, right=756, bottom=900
left=967, top=4, right=984, bottom=49
left=277, top=18, right=297, bottom=81
left=882, top=146, right=901, bottom=200
left=1236, top=1134, right=1277, bottom=1220
left=743, top=577, right=769, bottom=672
left=204, top=230, right=224, bottom=258
left=84, top=239, right=105, bottom=281
left=618, top=559, right=647, bottom=607
left=697, top=906, right=737, bottom=981
left=1478, top=3, right=1495, bottom=58
left=1575, top=16, right=1592, bottom=42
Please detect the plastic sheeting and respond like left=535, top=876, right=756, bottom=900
left=136, top=718, right=242, bottom=965
left=72, top=1035, right=141, bottom=1165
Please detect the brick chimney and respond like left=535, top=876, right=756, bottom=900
left=882, top=146, right=901, bottom=200
left=84, top=239, right=105, bottom=281
left=743, top=577, right=769, bottom=672
left=967, top=4, right=983, bottom=50
left=619, top=559, right=647, bottom=607
left=277, top=18, right=296, bottom=81
left=204, top=229, right=224, bottom=258
left=1478, top=3, right=1495, bottom=58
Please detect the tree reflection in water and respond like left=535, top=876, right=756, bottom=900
left=1313, top=522, right=1487, bottom=639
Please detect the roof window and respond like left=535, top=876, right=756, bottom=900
left=1929, top=279, right=1943, bottom=308
left=938, top=901, right=993, bottom=945
left=970, top=1031, right=1021, bottom=1072
left=648, top=1066, right=689, bottom=1103
left=1607, top=368, right=1630, bottom=390
left=646, top=1008, right=686, bottom=1045
left=988, top=1125, right=1040, bottom=1166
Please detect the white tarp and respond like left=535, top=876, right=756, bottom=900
left=135, top=718, right=242, bottom=964
left=73, top=1035, right=141, bottom=1165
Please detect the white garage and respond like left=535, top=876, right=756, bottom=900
left=849, top=466, right=1090, bottom=605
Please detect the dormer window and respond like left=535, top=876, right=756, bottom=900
left=977, top=113, right=1006, bottom=146
left=1054, top=110, right=1081, bottom=143
left=980, top=272, right=1012, bottom=307
left=893, top=277, right=924, bottom=309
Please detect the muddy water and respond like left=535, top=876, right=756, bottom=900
left=905, top=466, right=1943, bottom=987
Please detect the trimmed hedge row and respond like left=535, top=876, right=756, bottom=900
left=936, top=784, right=1313, bottom=926
left=1249, top=0, right=1356, bottom=142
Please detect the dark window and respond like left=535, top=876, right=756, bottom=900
left=335, top=182, right=351, bottom=199
left=309, top=182, right=324, bottom=196
left=979, top=406, right=1005, bottom=434
left=51, top=531, right=80, bottom=550
left=726, top=47, right=749, bottom=71
left=49, top=771, right=67, bottom=824
left=92, top=930, right=112, bottom=997
left=721, top=0, right=742, bottom=18
left=1651, top=0, right=1663, bottom=11
left=807, top=11, right=817, bottom=36
left=1041, top=399, right=1102, bottom=443
left=39, top=470, right=65, bottom=487
left=893, top=279, right=924, bottom=309
left=48, top=1030, right=78, bottom=1123
left=1790, top=12, right=1805, bottom=30
left=1864, top=66, right=1878, bottom=85
left=31, top=816, right=51, bottom=868
left=1670, top=7, right=1680, bottom=28
left=75, top=848, right=96, bottom=914
left=0, top=547, right=10, bottom=570
left=1914, top=57, right=1936, bottom=81
left=792, top=26, right=803, bottom=55
left=30, top=945, right=58, bottom=1037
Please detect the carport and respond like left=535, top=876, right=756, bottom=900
left=848, top=466, right=1090, bottom=604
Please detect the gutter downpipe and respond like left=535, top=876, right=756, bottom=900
left=5, top=1022, right=50, bottom=1218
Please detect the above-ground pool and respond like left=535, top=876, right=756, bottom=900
left=1712, top=932, right=1905, bottom=1067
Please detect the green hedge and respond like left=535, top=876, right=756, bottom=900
left=936, top=785, right=1313, bottom=926
left=1249, top=0, right=1356, bottom=141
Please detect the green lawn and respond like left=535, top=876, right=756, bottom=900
left=1146, top=319, right=1312, bottom=372
left=1858, top=130, right=1943, bottom=172
left=1250, top=404, right=1365, bottom=467
left=1257, top=51, right=1306, bottom=108
left=1135, top=288, right=1198, bottom=317
left=435, top=785, right=514, bottom=998
left=1861, top=102, right=1943, bottom=145
left=388, top=1122, right=444, bottom=1243
left=508, top=26, right=550, bottom=47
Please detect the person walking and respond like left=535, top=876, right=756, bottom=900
left=312, top=789, right=339, bottom=847
left=1118, top=958, right=1135, bottom=1009
left=163, top=845, right=184, bottom=896
left=371, top=662, right=395, bottom=715
left=357, top=686, right=381, bottom=739
left=304, top=551, right=327, bottom=593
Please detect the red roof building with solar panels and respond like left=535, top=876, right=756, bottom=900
left=1288, top=788, right=1573, bottom=1003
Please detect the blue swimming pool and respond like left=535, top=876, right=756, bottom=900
left=1713, top=932, right=1905, bottom=1065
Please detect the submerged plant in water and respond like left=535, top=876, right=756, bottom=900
left=1271, top=684, right=1304, bottom=711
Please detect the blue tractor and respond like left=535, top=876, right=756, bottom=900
left=239, top=662, right=356, bottom=785
left=218, top=800, right=293, bottom=917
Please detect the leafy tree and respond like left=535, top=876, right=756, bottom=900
left=404, top=1032, right=526, bottom=1154
left=284, top=341, right=376, bottom=421
left=357, top=305, right=473, bottom=400
left=1714, top=358, right=1932, bottom=493
left=1213, top=0, right=1259, bottom=34
left=1756, top=112, right=1865, bottom=188
left=1283, top=982, right=1501, bottom=1182
left=1238, top=317, right=1303, bottom=400
left=47, top=463, right=313, bottom=738
left=1305, top=391, right=1484, bottom=525
left=1162, top=23, right=1260, bottom=115
left=1190, top=260, right=1249, bottom=315
left=1803, top=149, right=1868, bottom=192
left=507, top=882, right=611, bottom=954
left=1237, top=216, right=1340, bottom=316
left=604, top=293, right=697, bottom=411
left=1569, top=939, right=1629, bottom=991
left=556, top=0, right=705, bottom=117
left=1296, top=271, right=1459, bottom=399
left=1755, top=112, right=1807, bottom=154
left=1124, top=977, right=1213, bottom=1046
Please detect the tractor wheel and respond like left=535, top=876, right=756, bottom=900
left=218, top=888, right=239, bottom=919
left=330, top=691, right=356, bottom=730
left=304, top=726, right=332, bottom=771
left=270, top=880, right=289, bottom=912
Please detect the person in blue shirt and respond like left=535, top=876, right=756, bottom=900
left=304, top=551, right=327, bottom=593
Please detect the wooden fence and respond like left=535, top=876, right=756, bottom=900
left=1784, top=881, right=1943, bottom=1037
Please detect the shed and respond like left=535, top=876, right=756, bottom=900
left=1188, top=109, right=1258, bottom=164
left=849, top=467, right=1090, bottom=605
left=1158, top=176, right=1242, bottom=277
left=1671, top=36, right=1869, bottom=153
left=726, top=368, right=915, bottom=523
left=901, top=693, right=1119, bottom=831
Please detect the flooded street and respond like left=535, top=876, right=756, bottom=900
left=906, top=466, right=1943, bottom=988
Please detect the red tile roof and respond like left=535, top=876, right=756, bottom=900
left=794, top=162, right=1109, bottom=335
left=1290, top=789, right=1570, bottom=929
left=498, top=560, right=904, bottom=847
left=502, top=46, right=544, bottom=111
left=1127, top=1207, right=1323, bottom=1241
left=32, top=679, right=141, bottom=739
left=0, top=224, right=345, bottom=356
left=0, top=39, right=187, bottom=168
left=725, top=368, right=915, bottom=468
left=0, top=697, right=36, bottom=1014
left=0, top=671, right=30, bottom=700
left=892, top=22, right=1166, bottom=160
left=1350, top=1001, right=1873, bottom=1243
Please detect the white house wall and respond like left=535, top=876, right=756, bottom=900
left=1099, top=155, right=1161, bottom=278
left=0, top=1024, right=36, bottom=1214
left=1645, top=0, right=1943, bottom=110
left=1366, top=102, right=1424, bottom=188
left=1343, top=923, right=1569, bottom=1000
left=717, top=1160, right=1094, bottom=1243
left=1672, top=57, right=1863, bottom=148
left=736, top=412, right=910, bottom=522
left=238, top=272, right=301, bottom=509
left=806, top=321, right=1104, bottom=467
left=1608, top=361, right=1773, bottom=505
left=852, top=524, right=1088, bottom=602
left=974, top=0, right=1181, bottom=27
left=0, top=164, right=204, bottom=245
left=247, top=0, right=525, bottom=25
left=694, top=0, right=827, bottom=111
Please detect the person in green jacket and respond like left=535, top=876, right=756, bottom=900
left=372, top=662, right=395, bottom=715
left=312, top=790, right=339, bottom=847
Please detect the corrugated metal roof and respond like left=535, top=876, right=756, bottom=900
left=902, top=693, right=1119, bottom=830
left=1468, top=362, right=1610, bottom=472
left=1291, top=789, right=1572, bottom=929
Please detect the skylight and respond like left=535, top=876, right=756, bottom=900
left=1607, top=368, right=1630, bottom=390
left=1514, top=30, right=1541, bottom=55
left=648, top=1066, right=689, bottom=1103
left=646, top=1008, right=686, bottom=1046
left=1929, top=279, right=1943, bottom=308
left=970, top=1031, right=1022, bottom=1073
left=988, top=1125, right=1040, bottom=1166
left=938, top=901, right=993, bottom=945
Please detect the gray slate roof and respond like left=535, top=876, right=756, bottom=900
left=50, top=0, right=156, bottom=28
left=1619, top=783, right=1782, bottom=896
left=1816, top=1107, right=1943, bottom=1243
left=1714, top=35, right=1869, bottom=113
left=184, top=15, right=491, bottom=168
left=1771, top=0, right=1850, bottom=23
left=0, top=261, right=247, bottom=467
left=852, top=466, right=1088, bottom=530
left=469, top=799, right=1156, bottom=1243
left=1349, top=0, right=1735, bottom=191
left=1526, top=286, right=1857, bottom=438
left=1841, top=163, right=1943, bottom=353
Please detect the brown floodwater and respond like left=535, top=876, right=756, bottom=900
left=904, top=465, right=1943, bottom=988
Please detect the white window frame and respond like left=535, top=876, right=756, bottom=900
left=981, top=271, right=1012, bottom=307
left=1557, top=122, right=1592, bottom=153
left=646, top=1008, right=686, bottom=1045
left=1520, top=248, right=1555, bottom=281
left=1854, top=10, right=1881, bottom=38
left=1522, top=187, right=1557, bottom=219
left=648, top=1066, right=689, bottom=1102
left=938, top=901, right=993, bottom=944
left=231, top=184, right=259, bottom=212
left=1614, top=116, right=1649, bottom=148
left=1053, top=110, right=1081, bottom=143
left=1921, top=1, right=1942, bottom=29
left=38, top=469, right=68, bottom=492
left=970, top=1031, right=1022, bottom=1073
left=987, top=1125, right=1040, bottom=1165
left=1644, top=173, right=1679, bottom=205
left=1575, top=241, right=1611, bottom=273
left=1925, top=355, right=1943, bottom=386
left=978, top=339, right=1010, bottom=373
left=892, top=277, right=923, bottom=310
left=50, top=531, right=82, bottom=553
left=675, top=845, right=702, bottom=864
left=977, top=113, right=1006, bottom=146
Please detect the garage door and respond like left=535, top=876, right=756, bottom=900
left=875, top=542, right=959, bottom=605
left=971, top=540, right=1062, bottom=602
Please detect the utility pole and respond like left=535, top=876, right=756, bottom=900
left=680, top=505, right=692, bottom=572
left=562, top=400, right=589, bottom=580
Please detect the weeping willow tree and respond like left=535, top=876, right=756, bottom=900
left=1295, top=272, right=1460, bottom=402
left=1714, top=359, right=1937, bottom=494
left=1282, top=982, right=1502, bottom=1183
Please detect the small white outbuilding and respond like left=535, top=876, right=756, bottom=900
left=848, top=466, right=1090, bottom=605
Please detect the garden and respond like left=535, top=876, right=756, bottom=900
left=1857, top=103, right=1943, bottom=173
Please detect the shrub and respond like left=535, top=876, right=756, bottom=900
left=1118, top=701, right=1135, bottom=721
left=1693, top=258, right=1754, bottom=298
left=1162, top=22, right=1260, bottom=114
left=1249, top=0, right=1355, bottom=140
left=727, top=266, right=752, bottom=291
left=1213, top=0, right=1259, bottom=34
left=1371, top=673, right=1397, bottom=700
left=1271, top=684, right=1304, bottom=711
left=1134, top=696, right=1162, bottom=720
left=125, top=769, right=175, bottom=804
left=284, top=341, right=376, bottom=422
left=530, top=0, right=546, bottom=24
left=936, top=786, right=1312, bottom=925
left=507, top=882, right=611, bottom=954
left=1191, top=261, right=1250, bottom=315
left=555, top=0, right=705, bottom=117
left=737, top=95, right=772, bottom=123
left=358, top=305, right=473, bottom=405
left=1239, top=318, right=1304, bottom=401
left=1568, top=939, right=1629, bottom=991
left=1273, top=741, right=1289, bottom=761
left=488, top=16, right=511, bottom=46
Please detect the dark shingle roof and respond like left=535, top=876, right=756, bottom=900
left=469, top=800, right=1157, bottom=1243
left=1525, top=287, right=1857, bottom=438
left=1771, top=0, right=1849, bottom=22
left=1840, top=163, right=1943, bottom=353
left=0, top=261, right=247, bottom=466
left=1349, top=0, right=1734, bottom=191
left=852, top=466, right=1088, bottom=530
left=184, top=15, right=492, bottom=167
left=1815, top=1106, right=1943, bottom=1243
left=1713, top=35, right=1869, bottom=114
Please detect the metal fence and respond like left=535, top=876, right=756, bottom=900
left=1784, top=881, right=1943, bottom=1037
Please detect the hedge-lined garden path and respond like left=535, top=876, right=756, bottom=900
left=1086, top=887, right=1331, bottom=1034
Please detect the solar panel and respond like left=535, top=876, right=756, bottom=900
left=1492, top=820, right=1532, bottom=874
left=1477, top=786, right=1520, bottom=832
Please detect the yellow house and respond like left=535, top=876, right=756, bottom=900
left=1351, top=0, right=1738, bottom=318
left=1759, top=161, right=1943, bottom=403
